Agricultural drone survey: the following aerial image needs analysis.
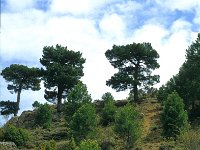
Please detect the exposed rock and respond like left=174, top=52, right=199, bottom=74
left=7, top=110, right=36, bottom=129
left=0, top=142, right=17, bottom=150
left=115, top=100, right=128, bottom=107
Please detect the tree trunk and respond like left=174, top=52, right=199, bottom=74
left=133, top=83, right=138, bottom=102
left=57, top=85, right=63, bottom=113
left=133, top=66, right=139, bottom=102
left=14, top=90, right=21, bottom=116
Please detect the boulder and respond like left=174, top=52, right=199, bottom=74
left=0, top=142, right=17, bottom=150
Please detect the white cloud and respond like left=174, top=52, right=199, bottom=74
left=131, top=24, right=168, bottom=45
left=99, top=13, right=126, bottom=41
left=155, top=19, right=195, bottom=85
left=1, top=10, right=48, bottom=63
left=170, top=19, right=192, bottom=32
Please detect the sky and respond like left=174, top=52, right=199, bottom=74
left=0, top=0, right=200, bottom=124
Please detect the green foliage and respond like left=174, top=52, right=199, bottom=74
left=102, top=92, right=114, bottom=103
left=46, top=140, right=56, bottom=150
left=64, top=82, right=92, bottom=121
left=180, top=130, right=200, bottom=150
left=32, top=101, right=41, bottom=109
left=69, top=103, right=97, bottom=141
left=79, top=139, right=101, bottom=150
left=101, top=93, right=116, bottom=126
left=65, top=137, right=78, bottom=150
left=65, top=138, right=100, bottom=150
left=36, top=140, right=56, bottom=150
left=1, top=64, right=41, bottom=115
left=157, top=75, right=178, bottom=103
left=105, top=42, right=160, bottom=102
left=158, top=33, right=200, bottom=116
left=40, top=44, right=86, bottom=112
left=35, top=103, right=53, bottom=129
left=145, top=87, right=158, bottom=98
left=157, top=85, right=168, bottom=102
left=114, top=104, right=142, bottom=149
left=179, top=33, right=200, bottom=115
left=2, top=124, right=30, bottom=147
left=56, top=141, right=69, bottom=150
left=0, top=127, right=4, bottom=141
left=0, top=100, right=17, bottom=115
left=67, top=82, right=92, bottom=104
left=93, top=127, right=116, bottom=150
left=161, top=92, right=189, bottom=138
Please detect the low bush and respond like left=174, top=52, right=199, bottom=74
left=65, top=137, right=78, bottom=150
left=79, top=139, right=101, bottom=150
left=2, top=124, right=30, bottom=147
left=0, top=128, right=4, bottom=141
left=115, top=104, right=142, bottom=149
left=36, top=140, right=56, bottom=150
left=180, top=130, right=200, bottom=150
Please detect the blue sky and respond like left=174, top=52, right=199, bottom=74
left=0, top=0, right=200, bottom=124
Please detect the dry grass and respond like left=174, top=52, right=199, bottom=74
left=180, top=129, right=200, bottom=150
left=139, top=98, right=163, bottom=150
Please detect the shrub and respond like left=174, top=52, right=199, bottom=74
left=0, top=127, right=4, bottom=141
left=56, top=141, right=68, bottom=150
left=2, top=124, right=30, bottom=147
left=94, top=127, right=116, bottom=150
left=65, top=137, right=78, bottom=150
left=69, top=103, right=97, bottom=141
left=161, top=91, right=189, bottom=138
left=101, top=100, right=116, bottom=126
left=36, top=140, right=56, bottom=150
left=64, top=82, right=92, bottom=121
left=35, top=103, right=53, bottom=129
left=79, top=139, right=101, bottom=150
left=115, top=104, right=142, bottom=149
left=46, top=140, right=56, bottom=150
left=180, top=130, right=200, bottom=149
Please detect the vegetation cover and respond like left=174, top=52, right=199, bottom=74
left=35, top=103, right=53, bottom=129
left=1, top=34, right=200, bottom=149
left=1, top=124, right=30, bottom=147
left=161, top=92, right=189, bottom=138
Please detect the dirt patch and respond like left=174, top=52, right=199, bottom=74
left=139, top=99, right=163, bottom=150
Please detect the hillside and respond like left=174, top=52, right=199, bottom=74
left=0, top=98, right=194, bottom=150
left=139, top=98, right=163, bottom=149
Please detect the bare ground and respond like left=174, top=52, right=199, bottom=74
left=139, top=98, right=163, bottom=150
